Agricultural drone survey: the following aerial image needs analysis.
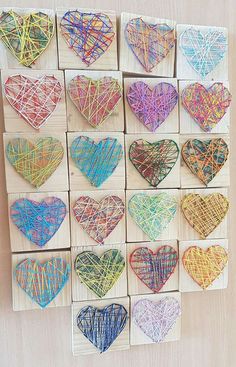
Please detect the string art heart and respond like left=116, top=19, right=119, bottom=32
left=128, top=193, right=177, bottom=240
left=181, top=193, right=229, bottom=238
left=10, top=197, right=66, bottom=247
left=125, top=17, right=175, bottom=72
left=70, top=136, right=123, bottom=187
left=60, top=11, right=115, bottom=66
left=129, top=139, right=179, bottom=187
left=0, top=10, right=54, bottom=67
left=126, top=82, right=178, bottom=132
left=180, top=27, right=227, bottom=78
left=130, top=246, right=178, bottom=292
left=182, top=82, right=232, bottom=132
left=73, top=196, right=124, bottom=244
left=182, top=138, right=229, bottom=185
left=6, top=137, right=64, bottom=188
left=75, top=249, right=125, bottom=298
left=15, top=258, right=70, bottom=308
left=4, top=75, right=62, bottom=130
left=77, top=303, right=128, bottom=352
left=182, top=245, right=228, bottom=289
left=68, top=75, right=122, bottom=128
left=133, top=297, right=181, bottom=343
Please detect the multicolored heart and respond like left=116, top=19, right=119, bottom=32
left=181, top=82, right=232, bottom=132
left=126, top=82, right=178, bottom=132
left=15, top=257, right=70, bottom=308
left=68, top=75, right=122, bottom=128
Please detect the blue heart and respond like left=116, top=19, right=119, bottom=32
left=70, top=136, right=123, bottom=187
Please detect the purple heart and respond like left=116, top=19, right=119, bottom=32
left=133, top=297, right=181, bottom=343
left=126, top=81, right=178, bottom=132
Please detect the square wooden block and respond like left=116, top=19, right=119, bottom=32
left=1, top=69, right=67, bottom=133
left=4, top=132, right=69, bottom=193
left=124, top=78, right=179, bottom=133
left=127, top=240, right=179, bottom=296
left=8, top=191, right=70, bottom=252
left=70, top=190, right=125, bottom=246
left=0, top=8, right=58, bottom=70
left=177, top=24, right=228, bottom=80
left=179, top=80, right=230, bottom=134
left=179, top=239, right=228, bottom=292
left=130, top=292, right=181, bottom=345
left=180, top=134, right=230, bottom=188
left=68, top=132, right=125, bottom=191
left=12, top=250, right=71, bottom=311
left=125, top=134, right=180, bottom=189
left=71, top=243, right=127, bottom=301
left=56, top=8, right=118, bottom=70
left=72, top=297, right=130, bottom=355
left=126, top=189, right=179, bottom=243
left=119, top=12, right=176, bottom=76
left=65, top=70, right=124, bottom=132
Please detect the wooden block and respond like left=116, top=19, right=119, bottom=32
left=1, top=69, right=67, bottom=133
left=130, top=292, right=181, bottom=345
left=180, top=134, right=230, bottom=188
left=72, top=297, right=130, bottom=355
left=179, top=239, right=228, bottom=292
left=56, top=8, right=118, bottom=70
left=71, top=244, right=127, bottom=301
left=179, top=80, right=230, bottom=134
left=68, top=132, right=125, bottom=191
left=70, top=190, right=125, bottom=246
left=8, top=191, right=70, bottom=252
left=4, top=132, right=69, bottom=193
left=12, top=250, right=71, bottom=311
left=125, top=134, right=181, bottom=189
left=65, top=70, right=124, bottom=132
left=177, top=24, right=228, bottom=81
left=119, top=12, right=176, bottom=76
left=124, top=77, right=179, bottom=133
left=126, top=189, right=179, bottom=242
left=0, top=8, right=58, bottom=70
left=127, top=240, right=179, bottom=296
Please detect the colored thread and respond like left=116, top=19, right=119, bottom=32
left=127, top=81, right=178, bottom=132
left=129, top=139, right=179, bottom=187
left=75, top=249, right=125, bottom=298
left=68, top=75, right=122, bottom=128
left=60, top=11, right=114, bottom=66
left=6, top=137, right=64, bottom=188
left=77, top=303, right=128, bottom=353
left=0, top=10, right=54, bottom=67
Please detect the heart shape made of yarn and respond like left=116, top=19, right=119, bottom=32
left=133, top=297, right=181, bottom=343
left=15, top=257, right=70, bottom=308
left=77, top=303, right=128, bottom=352
left=126, top=81, right=178, bottom=132
left=181, top=82, right=232, bottom=132
left=182, top=245, right=228, bottom=289
left=60, top=11, right=115, bottom=66
left=0, top=10, right=54, bottom=67
left=125, top=17, right=175, bottom=72
left=6, top=137, right=64, bottom=188
left=128, top=193, right=177, bottom=241
left=181, top=193, right=229, bottom=238
left=130, top=246, right=178, bottom=292
left=75, top=249, right=125, bottom=298
left=68, top=75, right=122, bottom=128
left=73, top=196, right=125, bottom=244
left=129, top=139, right=179, bottom=187
left=10, top=197, right=66, bottom=247
left=70, top=136, right=123, bottom=187
left=180, top=28, right=227, bottom=78
left=182, top=138, right=229, bottom=185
